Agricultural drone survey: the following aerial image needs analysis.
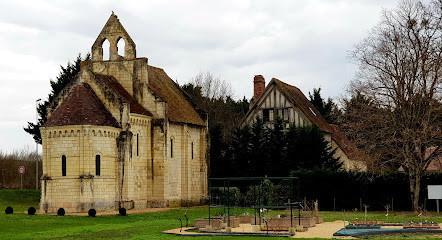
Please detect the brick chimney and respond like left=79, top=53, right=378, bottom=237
left=253, top=75, right=265, bottom=102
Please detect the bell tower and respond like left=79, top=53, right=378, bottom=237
left=83, top=12, right=149, bottom=109
left=91, top=12, right=137, bottom=61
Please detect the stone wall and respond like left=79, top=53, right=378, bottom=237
left=40, top=125, right=120, bottom=213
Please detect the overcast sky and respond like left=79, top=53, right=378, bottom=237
left=0, top=0, right=402, bottom=152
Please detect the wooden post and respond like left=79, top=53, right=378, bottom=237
left=437, top=199, right=439, bottom=214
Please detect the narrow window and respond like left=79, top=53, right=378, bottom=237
left=191, top=142, right=194, bottom=159
left=62, top=155, right=66, bottom=176
left=136, top=134, right=139, bottom=156
left=263, top=109, right=270, bottom=122
left=269, top=109, right=274, bottom=121
left=95, top=155, right=101, bottom=176
left=283, top=109, right=289, bottom=121
left=170, top=138, right=173, bottom=158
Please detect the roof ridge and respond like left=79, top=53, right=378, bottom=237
left=272, top=78, right=303, bottom=92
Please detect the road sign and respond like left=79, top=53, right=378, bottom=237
left=428, top=185, right=442, bottom=199
left=19, top=166, right=25, bottom=175
left=428, top=185, right=442, bottom=214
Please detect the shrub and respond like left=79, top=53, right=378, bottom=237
left=88, top=209, right=96, bottom=217
left=57, top=208, right=65, bottom=216
left=5, top=207, right=13, bottom=214
left=118, top=208, right=126, bottom=216
left=28, top=207, right=36, bottom=215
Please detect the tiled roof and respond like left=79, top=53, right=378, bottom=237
left=147, top=65, right=206, bottom=126
left=93, top=73, right=152, bottom=116
left=44, top=83, right=120, bottom=128
left=272, top=78, right=362, bottom=160
left=426, top=147, right=442, bottom=172
left=273, top=79, right=334, bottom=133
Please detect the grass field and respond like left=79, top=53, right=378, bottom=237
left=0, top=190, right=441, bottom=239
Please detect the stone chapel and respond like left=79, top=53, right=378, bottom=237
left=39, top=13, right=208, bottom=213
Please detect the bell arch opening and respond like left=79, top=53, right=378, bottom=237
left=102, top=38, right=110, bottom=60
left=117, top=37, right=125, bottom=58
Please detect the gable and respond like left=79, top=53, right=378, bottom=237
left=92, top=13, right=136, bottom=61
left=245, top=81, right=312, bottom=127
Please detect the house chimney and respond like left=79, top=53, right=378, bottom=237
left=253, top=75, right=265, bottom=102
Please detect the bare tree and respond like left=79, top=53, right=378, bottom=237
left=185, top=71, right=248, bottom=134
left=191, top=71, right=233, bottom=100
left=349, top=0, right=441, bottom=211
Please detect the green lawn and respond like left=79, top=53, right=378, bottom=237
left=0, top=190, right=440, bottom=239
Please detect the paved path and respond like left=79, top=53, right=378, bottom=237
left=164, top=221, right=353, bottom=238
left=291, top=221, right=354, bottom=239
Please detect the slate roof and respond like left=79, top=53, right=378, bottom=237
left=93, top=73, right=152, bottom=116
left=147, top=65, right=206, bottom=126
left=44, top=83, right=119, bottom=128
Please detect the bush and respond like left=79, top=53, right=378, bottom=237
left=5, top=207, right=13, bottom=214
left=290, top=169, right=442, bottom=211
left=118, top=208, right=126, bottom=216
left=57, top=208, right=65, bottom=216
left=88, top=208, right=96, bottom=217
left=210, top=187, right=241, bottom=206
left=28, top=207, right=36, bottom=215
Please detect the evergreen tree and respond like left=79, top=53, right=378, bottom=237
left=308, top=88, right=340, bottom=124
left=208, top=124, right=226, bottom=177
left=265, top=117, right=286, bottom=176
left=284, top=124, right=300, bottom=171
left=24, top=54, right=90, bottom=144
left=229, top=126, right=252, bottom=176
left=288, top=125, right=342, bottom=171
left=250, top=117, right=266, bottom=177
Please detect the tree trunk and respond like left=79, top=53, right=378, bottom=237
left=409, top=172, right=421, bottom=212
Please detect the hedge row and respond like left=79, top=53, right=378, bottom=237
left=290, top=169, right=442, bottom=211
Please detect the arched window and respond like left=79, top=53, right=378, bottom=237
left=102, top=39, right=110, bottom=60
left=62, top=155, right=66, bottom=176
left=136, top=134, right=139, bottom=156
left=117, top=37, right=125, bottom=57
left=95, top=155, right=101, bottom=176
left=170, top=138, right=174, bottom=158
left=191, top=141, right=194, bottom=159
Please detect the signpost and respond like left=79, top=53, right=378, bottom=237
left=428, top=185, right=442, bottom=214
left=19, top=166, right=25, bottom=190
